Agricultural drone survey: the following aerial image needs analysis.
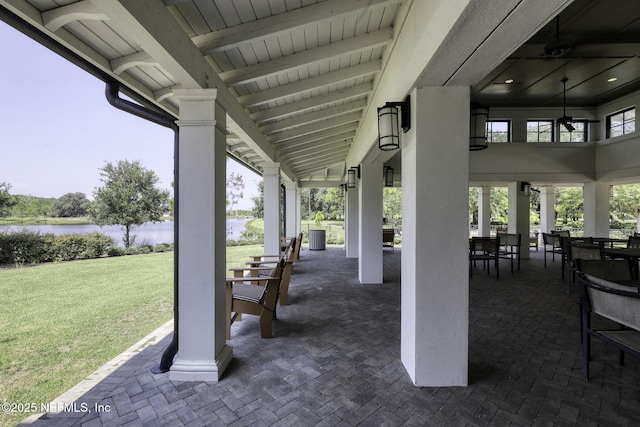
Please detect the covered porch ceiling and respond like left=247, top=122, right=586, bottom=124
left=4, top=0, right=626, bottom=187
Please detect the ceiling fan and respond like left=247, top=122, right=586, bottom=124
left=556, top=77, right=599, bottom=132
left=542, top=16, right=574, bottom=58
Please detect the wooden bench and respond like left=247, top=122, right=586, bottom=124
left=577, top=272, right=640, bottom=380
left=383, top=228, right=395, bottom=250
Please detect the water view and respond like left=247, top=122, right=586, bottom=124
left=1, top=218, right=250, bottom=247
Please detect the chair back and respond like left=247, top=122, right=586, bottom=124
left=627, top=236, right=640, bottom=248
left=553, top=230, right=571, bottom=237
left=570, top=242, right=602, bottom=262
left=577, top=259, right=633, bottom=281
left=471, top=236, right=499, bottom=253
left=542, top=232, right=560, bottom=247
left=579, top=274, right=640, bottom=330
left=502, top=233, right=521, bottom=247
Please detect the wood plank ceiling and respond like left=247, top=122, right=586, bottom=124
left=2, top=0, right=405, bottom=186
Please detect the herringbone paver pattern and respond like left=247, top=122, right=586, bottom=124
left=23, top=247, right=640, bottom=426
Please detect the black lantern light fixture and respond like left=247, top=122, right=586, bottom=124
left=521, top=182, right=531, bottom=196
left=377, top=95, right=411, bottom=151
left=347, top=165, right=360, bottom=188
left=470, top=102, right=489, bottom=151
left=384, top=166, right=394, bottom=187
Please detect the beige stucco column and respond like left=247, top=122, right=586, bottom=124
left=401, top=86, right=469, bottom=386
left=170, top=88, right=232, bottom=382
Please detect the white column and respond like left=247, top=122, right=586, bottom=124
left=540, top=186, right=555, bottom=233
left=478, top=187, right=491, bottom=237
left=401, top=86, right=469, bottom=386
left=507, top=182, right=531, bottom=259
left=284, top=181, right=298, bottom=237
left=583, top=182, right=610, bottom=237
left=170, top=89, right=232, bottom=382
left=345, top=184, right=359, bottom=258
left=263, top=163, right=281, bottom=255
left=358, top=161, right=383, bottom=284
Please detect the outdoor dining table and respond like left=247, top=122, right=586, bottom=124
left=603, top=247, right=640, bottom=279
left=592, top=237, right=628, bottom=248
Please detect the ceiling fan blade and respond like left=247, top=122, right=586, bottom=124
left=564, top=122, right=575, bottom=132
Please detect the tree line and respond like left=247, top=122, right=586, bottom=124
left=1, top=160, right=171, bottom=248
left=469, top=184, right=640, bottom=231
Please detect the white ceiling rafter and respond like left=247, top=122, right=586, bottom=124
left=250, top=83, right=372, bottom=123
left=238, top=60, right=380, bottom=108
left=219, top=28, right=393, bottom=87
left=259, top=99, right=367, bottom=135
left=192, top=0, right=403, bottom=54
left=42, top=0, right=108, bottom=32
left=268, top=112, right=361, bottom=144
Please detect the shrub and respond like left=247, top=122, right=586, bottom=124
left=0, top=230, right=114, bottom=265
left=107, top=246, right=125, bottom=257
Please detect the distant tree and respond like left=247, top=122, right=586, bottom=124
left=226, top=172, right=245, bottom=215
left=0, top=182, right=16, bottom=215
left=555, top=187, right=583, bottom=225
left=51, top=192, right=91, bottom=217
left=610, top=184, right=640, bottom=231
left=89, top=160, right=170, bottom=248
left=251, top=180, right=264, bottom=219
left=383, top=187, right=402, bottom=229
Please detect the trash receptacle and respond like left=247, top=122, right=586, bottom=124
left=308, top=229, right=326, bottom=250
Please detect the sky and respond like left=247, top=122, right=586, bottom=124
left=0, top=21, right=260, bottom=210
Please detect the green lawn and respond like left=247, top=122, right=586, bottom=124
left=0, top=245, right=262, bottom=427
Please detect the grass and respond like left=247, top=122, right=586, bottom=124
left=0, top=245, right=263, bottom=427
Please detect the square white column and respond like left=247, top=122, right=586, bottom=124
left=284, top=181, right=298, bottom=237
left=478, top=187, right=491, bottom=237
left=583, top=182, right=610, bottom=237
left=263, top=163, right=281, bottom=255
left=345, top=184, right=359, bottom=258
left=401, top=86, right=469, bottom=386
left=507, top=182, right=531, bottom=259
left=540, top=186, right=555, bottom=233
left=170, top=89, right=232, bottom=382
left=358, top=162, right=383, bottom=284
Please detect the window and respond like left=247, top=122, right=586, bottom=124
left=486, top=120, right=510, bottom=143
left=607, top=107, right=635, bottom=138
left=527, top=120, right=554, bottom=142
left=558, top=120, right=587, bottom=142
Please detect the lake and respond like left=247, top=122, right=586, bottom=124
left=1, top=218, right=251, bottom=247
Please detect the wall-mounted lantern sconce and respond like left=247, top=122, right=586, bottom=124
left=339, top=183, right=347, bottom=194
left=347, top=165, right=360, bottom=188
left=384, top=166, right=394, bottom=187
left=521, top=182, right=531, bottom=196
left=470, top=102, right=489, bottom=151
left=377, top=95, right=411, bottom=151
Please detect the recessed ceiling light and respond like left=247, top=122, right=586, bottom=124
left=608, top=77, right=618, bottom=82
left=505, top=79, right=514, bottom=84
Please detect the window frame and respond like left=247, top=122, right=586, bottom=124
left=606, top=107, right=636, bottom=138
left=486, top=119, right=511, bottom=143
left=558, top=120, right=588, bottom=143
left=526, top=119, right=555, bottom=143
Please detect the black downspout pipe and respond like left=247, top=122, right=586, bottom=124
left=105, top=81, right=179, bottom=374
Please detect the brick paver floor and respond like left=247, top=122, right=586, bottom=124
left=22, top=246, right=640, bottom=426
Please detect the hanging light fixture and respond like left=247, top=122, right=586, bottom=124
left=521, top=182, right=531, bottom=196
left=347, top=166, right=360, bottom=188
left=469, top=102, right=489, bottom=151
left=377, top=95, right=411, bottom=151
left=384, top=166, right=394, bottom=187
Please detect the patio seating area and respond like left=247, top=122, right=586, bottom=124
left=23, top=248, right=640, bottom=426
